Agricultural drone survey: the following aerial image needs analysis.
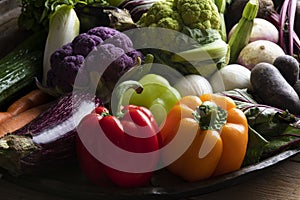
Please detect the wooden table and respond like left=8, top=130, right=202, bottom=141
left=0, top=153, right=299, bottom=200
left=1, top=1, right=300, bottom=199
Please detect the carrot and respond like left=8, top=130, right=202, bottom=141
left=0, top=112, right=13, bottom=124
left=7, top=89, right=51, bottom=116
left=0, top=102, right=52, bottom=138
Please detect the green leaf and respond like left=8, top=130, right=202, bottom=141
left=242, top=126, right=269, bottom=166
left=181, top=27, right=222, bottom=46
left=220, top=89, right=300, bottom=166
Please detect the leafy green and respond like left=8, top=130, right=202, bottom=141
left=220, top=89, right=300, bottom=166
left=181, top=28, right=222, bottom=46
left=18, top=0, right=109, bottom=32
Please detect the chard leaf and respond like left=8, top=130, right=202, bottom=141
left=220, top=89, right=300, bottom=166
left=242, top=126, right=268, bottom=166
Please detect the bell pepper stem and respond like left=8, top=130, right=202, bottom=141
left=136, top=53, right=154, bottom=77
left=111, top=80, right=143, bottom=117
left=193, top=101, right=227, bottom=131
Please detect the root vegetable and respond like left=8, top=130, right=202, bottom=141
left=293, top=80, right=300, bottom=97
left=273, top=55, right=299, bottom=86
left=250, top=62, right=300, bottom=114
left=7, top=89, right=51, bottom=116
left=228, top=18, right=279, bottom=43
left=237, top=40, right=285, bottom=70
left=0, top=112, right=13, bottom=124
left=0, top=103, right=52, bottom=138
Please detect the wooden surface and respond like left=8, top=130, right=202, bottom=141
left=1, top=1, right=300, bottom=200
left=0, top=153, right=299, bottom=200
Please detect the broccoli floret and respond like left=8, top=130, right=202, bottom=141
left=47, top=26, right=142, bottom=100
left=138, top=0, right=220, bottom=31
left=135, top=0, right=226, bottom=77
left=138, top=0, right=183, bottom=31
left=175, top=0, right=220, bottom=30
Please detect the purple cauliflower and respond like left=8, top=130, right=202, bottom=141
left=46, top=26, right=143, bottom=101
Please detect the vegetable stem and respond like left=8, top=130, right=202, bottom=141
left=214, top=0, right=227, bottom=41
left=266, top=0, right=300, bottom=61
left=287, top=0, right=297, bottom=56
left=111, top=80, right=144, bottom=117
left=0, top=134, right=40, bottom=176
left=193, top=101, right=227, bottom=131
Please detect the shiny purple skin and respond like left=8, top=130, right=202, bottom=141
left=11, top=92, right=102, bottom=175
left=118, top=0, right=159, bottom=22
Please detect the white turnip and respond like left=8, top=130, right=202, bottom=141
left=237, top=40, right=285, bottom=70
left=228, top=18, right=279, bottom=43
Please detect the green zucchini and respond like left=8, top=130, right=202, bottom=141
left=227, top=0, right=259, bottom=64
left=0, top=31, right=46, bottom=110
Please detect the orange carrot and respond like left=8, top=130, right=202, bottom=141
left=0, top=102, right=52, bottom=138
left=0, top=112, right=13, bottom=124
left=7, top=89, right=51, bottom=116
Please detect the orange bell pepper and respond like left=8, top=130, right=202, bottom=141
left=160, top=94, right=248, bottom=182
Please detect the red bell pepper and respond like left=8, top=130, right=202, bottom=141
left=76, top=81, right=160, bottom=187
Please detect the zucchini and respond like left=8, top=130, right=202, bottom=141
left=227, top=0, right=259, bottom=64
left=0, top=31, right=46, bottom=110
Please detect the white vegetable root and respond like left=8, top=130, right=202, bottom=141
left=237, top=40, right=285, bottom=70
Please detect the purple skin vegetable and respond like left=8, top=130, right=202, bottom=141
left=0, top=92, right=101, bottom=176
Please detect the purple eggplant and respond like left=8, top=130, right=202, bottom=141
left=118, top=0, right=160, bottom=22
left=0, top=92, right=102, bottom=176
left=74, top=5, right=137, bottom=32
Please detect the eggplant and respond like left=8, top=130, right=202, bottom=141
left=118, top=0, right=160, bottom=22
left=0, top=92, right=102, bottom=176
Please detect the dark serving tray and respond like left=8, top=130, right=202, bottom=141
left=2, top=148, right=300, bottom=200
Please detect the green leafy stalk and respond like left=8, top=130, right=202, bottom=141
left=227, top=0, right=259, bottom=64
left=42, top=4, right=80, bottom=84
left=214, top=0, right=227, bottom=41
left=18, top=0, right=110, bottom=32
left=171, top=39, right=228, bottom=63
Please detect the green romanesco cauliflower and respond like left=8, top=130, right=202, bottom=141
left=135, top=0, right=227, bottom=77
left=137, top=0, right=221, bottom=31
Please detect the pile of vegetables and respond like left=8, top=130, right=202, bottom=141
left=0, top=0, right=299, bottom=190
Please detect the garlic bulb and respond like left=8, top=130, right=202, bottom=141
left=209, top=64, right=251, bottom=92
left=174, top=74, right=213, bottom=97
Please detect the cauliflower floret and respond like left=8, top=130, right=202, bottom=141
left=47, top=55, right=86, bottom=91
left=47, top=26, right=143, bottom=98
left=72, top=33, right=103, bottom=57
left=87, top=27, right=133, bottom=52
